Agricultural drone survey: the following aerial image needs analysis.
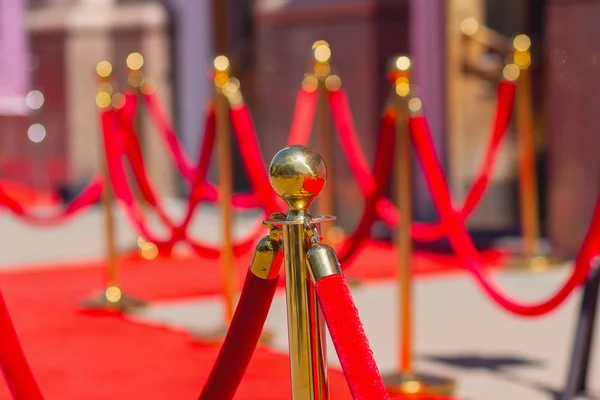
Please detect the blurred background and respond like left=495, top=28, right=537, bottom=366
left=0, top=0, right=598, bottom=256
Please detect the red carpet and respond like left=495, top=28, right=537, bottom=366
left=0, top=240, right=499, bottom=399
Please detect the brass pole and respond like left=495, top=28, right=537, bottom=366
left=98, top=63, right=119, bottom=301
left=81, top=60, right=147, bottom=310
left=388, top=58, right=414, bottom=373
left=396, top=93, right=412, bottom=373
left=384, top=57, right=455, bottom=395
left=214, top=56, right=236, bottom=323
left=102, top=156, right=119, bottom=290
left=313, top=41, right=334, bottom=240
left=269, top=145, right=329, bottom=399
left=317, top=83, right=333, bottom=221
left=513, top=36, right=541, bottom=258
left=125, top=52, right=156, bottom=259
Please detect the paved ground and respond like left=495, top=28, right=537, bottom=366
left=130, top=269, right=600, bottom=400
left=0, top=201, right=262, bottom=267
left=1, top=204, right=599, bottom=399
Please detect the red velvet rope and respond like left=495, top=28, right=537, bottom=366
left=0, top=178, right=104, bottom=226
left=123, top=90, right=138, bottom=123
left=0, top=180, right=58, bottom=206
left=410, top=115, right=600, bottom=316
left=115, top=104, right=176, bottom=228
left=315, top=274, right=390, bottom=400
left=328, top=81, right=516, bottom=241
left=0, top=292, right=44, bottom=399
left=336, top=108, right=397, bottom=263
left=198, top=271, right=279, bottom=400
left=102, top=108, right=265, bottom=259
left=139, top=91, right=261, bottom=209
left=287, top=89, right=318, bottom=146
left=229, top=104, right=284, bottom=213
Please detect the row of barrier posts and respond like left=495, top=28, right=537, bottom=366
left=82, top=52, right=272, bottom=344
left=75, top=33, right=568, bottom=397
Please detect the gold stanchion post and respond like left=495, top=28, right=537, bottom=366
left=383, top=56, right=455, bottom=395
left=512, top=35, right=551, bottom=270
left=81, top=61, right=146, bottom=312
left=191, top=57, right=274, bottom=344
left=307, top=42, right=357, bottom=287
left=214, top=55, right=237, bottom=324
left=312, top=41, right=342, bottom=243
left=268, top=145, right=333, bottom=399
left=125, top=52, right=159, bottom=261
left=504, top=35, right=564, bottom=270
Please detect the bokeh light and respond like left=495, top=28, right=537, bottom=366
left=408, top=98, right=422, bottom=112
left=111, top=93, right=126, bottom=109
left=95, top=92, right=111, bottom=108
left=27, top=123, right=46, bottom=143
left=96, top=61, right=112, bottom=78
left=461, top=18, right=479, bottom=36
left=325, top=75, right=342, bottom=91
left=126, top=52, right=144, bottom=71
left=105, top=286, right=122, bottom=303
left=214, top=55, right=230, bottom=72
left=502, top=64, right=520, bottom=81
left=25, top=90, right=44, bottom=110
left=513, top=34, right=531, bottom=52
left=314, top=45, right=331, bottom=63
left=302, top=75, right=318, bottom=92
left=395, top=56, right=411, bottom=71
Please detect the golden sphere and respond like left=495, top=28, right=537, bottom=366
left=269, top=145, right=327, bottom=211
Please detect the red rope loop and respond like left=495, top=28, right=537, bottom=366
left=328, top=81, right=516, bottom=242
left=409, top=115, right=600, bottom=317
left=0, top=178, right=104, bottom=226
left=139, top=89, right=262, bottom=209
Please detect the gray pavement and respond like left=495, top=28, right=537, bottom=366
left=131, top=268, right=600, bottom=400
left=1, top=203, right=599, bottom=399
left=0, top=200, right=262, bottom=267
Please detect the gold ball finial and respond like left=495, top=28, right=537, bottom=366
left=269, top=145, right=326, bottom=211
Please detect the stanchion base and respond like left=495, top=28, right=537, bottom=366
left=506, top=254, right=569, bottom=272
left=383, top=371, right=456, bottom=396
left=80, top=286, right=147, bottom=312
left=192, top=326, right=275, bottom=346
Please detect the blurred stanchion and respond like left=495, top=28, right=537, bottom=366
left=461, top=22, right=561, bottom=270
left=304, top=42, right=357, bottom=285
left=383, top=56, right=455, bottom=396
left=510, top=35, right=561, bottom=270
left=199, top=55, right=237, bottom=339
left=214, top=55, right=236, bottom=324
left=192, top=56, right=273, bottom=344
left=125, top=52, right=159, bottom=261
left=311, top=41, right=341, bottom=243
left=81, top=61, right=146, bottom=312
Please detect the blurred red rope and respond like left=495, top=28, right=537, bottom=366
left=410, top=114, right=600, bottom=316
left=0, top=292, right=44, bottom=399
left=328, top=81, right=516, bottom=241
left=101, top=107, right=264, bottom=259
left=0, top=178, right=104, bottom=226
